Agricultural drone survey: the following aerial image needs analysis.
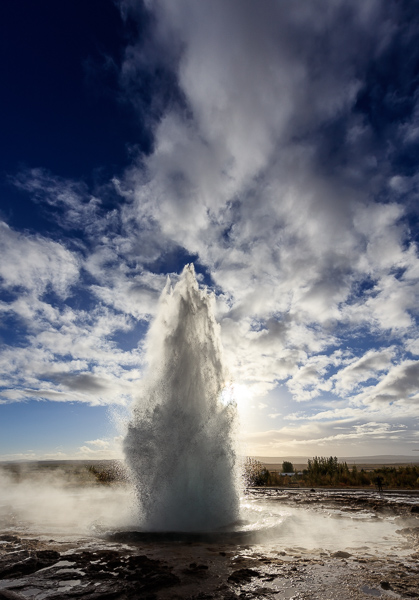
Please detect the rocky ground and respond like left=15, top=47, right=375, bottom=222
left=0, top=489, right=418, bottom=600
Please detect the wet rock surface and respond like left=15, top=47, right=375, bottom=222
left=250, top=487, right=419, bottom=518
left=1, top=490, right=418, bottom=599
left=0, top=533, right=419, bottom=599
left=0, top=537, right=180, bottom=599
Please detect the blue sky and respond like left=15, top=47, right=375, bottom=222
left=1, top=0, right=419, bottom=460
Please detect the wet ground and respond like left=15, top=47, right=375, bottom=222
left=1, top=488, right=418, bottom=600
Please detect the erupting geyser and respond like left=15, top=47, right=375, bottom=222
left=124, top=264, right=239, bottom=531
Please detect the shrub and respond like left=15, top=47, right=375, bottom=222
left=282, top=461, right=294, bottom=473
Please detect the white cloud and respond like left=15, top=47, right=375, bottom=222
left=355, top=359, right=419, bottom=406
left=0, top=221, right=79, bottom=298
left=286, top=352, right=343, bottom=402
left=113, top=1, right=419, bottom=414
left=13, top=168, right=101, bottom=231
left=0, top=300, right=144, bottom=406
left=333, top=348, right=395, bottom=396
left=3, top=1, right=419, bottom=458
left=78, top=436, right=124, bottom=459
left=242, top=416, right=418, bottom=457
left=85, top=439, right=110, bottom=448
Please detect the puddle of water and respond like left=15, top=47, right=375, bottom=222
left=0, top=578, right=26, bottom=590
left=36, top=559, right=76, bottom=573
left=58, top=579, right=82, bottom=591
left=240, top=498, right=412, bottom=556
left=361, top=584, right=382, bottom=597
left=55, top=567, right=86, bottom=575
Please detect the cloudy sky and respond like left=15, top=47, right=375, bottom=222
left=1, top=0, right=419, bottom=461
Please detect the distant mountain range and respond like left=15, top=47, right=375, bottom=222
left=1, top=454, right=418, bottom=466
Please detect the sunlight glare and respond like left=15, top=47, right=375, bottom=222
left=220, top=382, right=253, bottom=411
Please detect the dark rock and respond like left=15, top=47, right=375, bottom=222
left=0, top=536, right=20, bottom=544
left=411, top=505, right=419, bottom=513
left=63, top=550, right=179, bottom=594
left=215, top=593, right=239, bottom=600
left=182, top=562, right=210, bottom=579
left=396, top=526, right=419, bottom=540
left=0, top=556, right=37, bottom=578
left=189, top=563, right=209, bottom=570
left=332, top=551, right=352, bottom=558
left=0, top=546, right=62, bottom=579
left=47, top=587, right=125, bottom=600
left=254, top=587, right=276, bottom=595
left=35, top=550, right=60, bottom=560
left=228, top=568, right=261, bottom=584
left=380, top=581, right=392, bottom=590
left=0, top=591, right=29, bottom=600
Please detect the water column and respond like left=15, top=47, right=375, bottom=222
left=124, top=265, right=239, bottom=531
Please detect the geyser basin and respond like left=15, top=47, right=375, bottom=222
left=104, top=490, right=416, bottom=555
left=123, top=264, right=239, bottom=532
left=1, top=478, right=417, bottom=559
left=2, top=488, right=418, bottom=600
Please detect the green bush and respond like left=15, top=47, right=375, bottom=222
left=243, top=456, right=419, bottom=488
left=282, top=461, right=294, bottom=473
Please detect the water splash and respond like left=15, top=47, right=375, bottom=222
left=124, top=264, right=239, bottom=531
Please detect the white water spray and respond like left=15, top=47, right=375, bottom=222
left=124, top=265, right=239, bottom=531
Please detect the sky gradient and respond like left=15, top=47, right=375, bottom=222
left=1, top=0, right=419, bottom=460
